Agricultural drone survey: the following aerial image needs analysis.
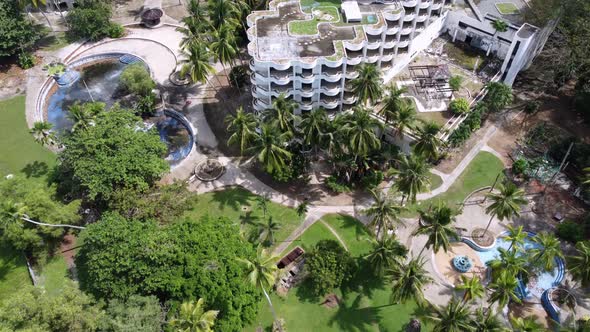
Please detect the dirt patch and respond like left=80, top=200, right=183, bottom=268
left=0, top=61, right=26, bottom=100
left=471, top=228, right=495, bottom=247
left=59, top=234, right=78, bottom=269
left=320, top=293, right=341, bottom=308
left=437, top=120, right=492, bottom=173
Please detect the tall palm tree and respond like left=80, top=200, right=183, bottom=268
left=252, top=123, right=292, bottom=174
left=364, top=189, right=405, bottom=238
left=169, top=298, right=219, bottom=332
left=566, top=241, right=590, bottom=286
left=30, top=121, right=56, bottom=147
left=177, top=0, right=210, bottom=49
left=473, top=307, right=508, bottom=332
left=180, top=42, right=218, bottom=92
left=487, top=19, right=508, bottom=56
left=255, top=194, right=270, bottom=219
left=364, top=234, right=408, bottom=277
left=300, top=108, right=328, bottom=154
left=456, top=275, right=485, bottom=303
left=343, top=107, right=383, bottom=158
left=67, top=102, right=98, bottom=132
left=414, top=202, right=459, bottom=256
left=505, top=225, right=527, bottom=252
left=207, top=0, right=240, bottom=30
left=256, top=217, right=281, bottom=246
left=530, top=232, right=563, bottom=271
left=390, top=100, right=417, bottom=139
left=413, top=121, right=444, bottom=161
left=379, top=84, right=408, bottom=123
left=237, top=248, right=282, bottom=332
left=394, top=154, right=431, bottom=204
left=425, top=299, right=475, bottom=332
left=487, top=247, right=528, bottom=280
left=350, top=63, right=383, bottom=106
left=210, top=22, right=239, bottom=87
left=390, top=256, right=432, bottom=304
left=483, top=181, right=527, bottom=237
left=0, top=200, right=85, bottom=230
left=264, top=94, right=299, bottom=136
left=510, top=316, right=545, bottom=332
left=487, top=270, right=521, bottom=309
left=225, top=107, right=258, bottom=155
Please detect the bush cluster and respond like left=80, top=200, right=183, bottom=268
left=448, top=103, right=488, bottom=147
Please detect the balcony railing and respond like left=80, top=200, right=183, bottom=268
left=270, top=69, right=292, bottom=79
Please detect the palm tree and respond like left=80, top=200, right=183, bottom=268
left=530, top=232, right=563, bottom=271
left=252, top=124, right=292, bottom=174
left=300, top=108, right=328, bottom=154
left=483, top=181, right=527, bottom=237
left=264, top=94, right=299, bottom=136
left=473, top=307, right=508, bottom=332
left=484, top=82, right=513, bottom=113
left=487, top=247, right=528, bottom=280
left=379, top=84, right=408, bottom=123
left=456, top=275, right=485, bottom=303
left=225, top=107, right=258, bottom=155
left=414, top=202, right=459, bottom=256
left=177, top=0, right=210, bottom=49
left=394, top=154, right=431, bottom=204
left=487, top=270, right=521, bottom=309
left=505, top=225, right=527, bottom=252
left=364, top=234, right=408, bottom=277
left=67, top=102, right=97, bottom=132
left=487, top=19, right=508, bottom=56
left=169, top=298, right=219, bottom=332
left=180, top=42, right=217, bottom=92
left=207, top=0, right=240, bottom=30
left=364, top=189, right=405, bottom=238
left=256, top=217, right=281, bottom=246
left=0, top=200, right=85, bottom=230
left=295, top=201, right=309, bottom=217
left=390, top=256, right=432, bottom=304
left=210, top=22, right=239, bottom=87
left=19, top=0, right=53, bottom=30
left=425, top=299, right=475, bottom=332
left=343, top=107, right=383, bottom=158
left=237, top=248, right=282, bottom=332
left=414, top=121, right=444, bottom=161
left=566, top=241, right=590, bottom=286
left=30, top=121, right=56, bottom=147
left=390, top=100, right=417, bottom=139
left=510, top=316, right=545, bottom=332
left=350, top=63, right=383, bottom=106
left=255, top=194, right=270, bottom=219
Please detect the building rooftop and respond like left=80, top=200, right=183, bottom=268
left=475, top=0, right=527, bottom=25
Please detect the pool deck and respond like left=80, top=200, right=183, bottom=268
left=433, top=243, right=487, bottom=286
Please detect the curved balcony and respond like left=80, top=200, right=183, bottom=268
left=400, top=25, right=413, bottom=35
left=416, top=13, right=429, bottom=22
left=403, top=13, right=415, bottom=21
left=431, top=2, right=442, bottom=10
left=270, top=68, right=293, bottom=80
left=366, top=55, right=379, bottom=63
left=366, top=42, right=381, bottom=50
left=270, top=83, right=294, bottom=97
left=419, top=0, right=432, bottom=9
left=402, top=0, right=417, bottom=7
left=342, top=92, right=358, bottom=104
left=366, top=34, right=382, bottom=46
left=345, top=69, right=359, bottom=79
left=300, top=101, right=313, bottom=111
left=381, top=53, right=394, bottom=62
left=253, top=97, right=270, bottom=111
left=346, top=55, right=362, bottom=65
left=320, top=96, right=340, bottom=109
left=252, top=85, right=270, bottom=98
left=386, top=25, right=400, bottom=34
left=398, top=38, right=410, bottom=48
left=383, top=36, right=396, bottom=48
left=383, top=10, right=402, bottom=21
left=344, top=39, right=364, bottom=51
left=415, top=23, right=426, bottom=32
left=397, top=47, right=409, bottom=55
left=299, top=89, right=314, bottom=98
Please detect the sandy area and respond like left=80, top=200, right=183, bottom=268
left=433, top=242, right=487, bottom=286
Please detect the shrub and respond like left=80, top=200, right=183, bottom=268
left=556, top=220, right=585, bottom=243
left=17, top=52, right=35, bottom=69
left=229, top=65, right=249, bottom=88
left=326, top=175, right=352, bottom=193
left=120, top=63, right=155, bottom=97
left=107, top=23, right=125, bottom=38
left=305, top=240, right=356, bottom=296
left=449, top=75, right=463, bottom=91
left=0, top=0, right=41, bottom=57
left=361, top=170, right=384, bottom=189
left=512, top=158, right=529, bottom=175
left=68, top=1, right=113, bottom=41
left=449, top=98, right=470, bottom=115
left=135, top=93, right=157, bottom=116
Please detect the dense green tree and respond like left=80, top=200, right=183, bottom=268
left=449, top=75, right=463, bottom=92
left=350, top=63, right=383, bottom=105
left=364, top=234, right=408, bottom=277
left=394, top=154, right=431, bottom=204
left=169, top=299, right=219, bottom=332
left=487, top=247, right=528, bottom=281
left=488, top=271, right=521, bottom=309
left=390, top=256, right=432, bottom=304
left=177, top=0, right=210, bottom=49
left=265, top=94, right=300, bottom=136
left=449, top=98, right=470, bottom=115
left=305, top=239, right=356, bottom=296
left=211, top=22, right=239, bottom=83
left=379, top=85, right=408, bottom=123
left=505, top=225, right=527, bottom=252
left=413, top=121, right=444, bottom=161
left=252, top=123, right=292, bottom=174
left=0, top=0, right=40, bottom=57
left=364, top=189, right=405, bottom=238
left=483, top=82, right=513, bottom=113
left=208, top=0, right=240, bottom=30
left=0, top=283, right=103, bottom=331
left=226, top=107, right=259, bottom=155
left=483, top=181, right=527, bottom=236
left=180, top=42, right=217, bottom=89
left=67, top=1, right=116, bottom=41
left=566, top=241, right=590, bottom=286
left=100, top=295, right=163, bottom=332
left=343, top=107, right=383, bottom=158
left=425, top=299, right=475, bottom=332
left=30, top=121, right=57, bottom=146
left=58, top=108, right=168, bottom=202
left=120, top=63, right=155, bottom=97
left=414, top=203, right=459, bottom=255
left=300, top=108, right=329, bottom=153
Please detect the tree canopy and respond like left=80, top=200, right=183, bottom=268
left=0, top=0, right=40, bottom=58
left=305, top=239, right=356, bottom=296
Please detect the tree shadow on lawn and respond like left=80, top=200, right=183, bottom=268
left=327, top=293, right=382, bottom=332
left=21, top=161, right=49, bottom=178
left=210, top=188, right=251, bottom=211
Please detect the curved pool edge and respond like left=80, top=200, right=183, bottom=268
left=162, top=109, right=196, bottom=168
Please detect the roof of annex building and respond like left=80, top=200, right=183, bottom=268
left=246, top=0, right=403, bottom=63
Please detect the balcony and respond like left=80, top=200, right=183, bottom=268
left=383, top=9, right=402, bottom=21
left=431, top=8, right=442, bottom=16
left=416, top=13, right=428, bottom=22
left=398, top=46, right=409, bottom=55
left=320, top=95, right=340, bottom=109
left=382, top=47, right=395, bottom=57
left=346, top=49, right=363, bottom=60
left=401, top=24, right=413, bottom=34
left=322, top=67, right=342, bottom=77
left=343, top=92, right=357, bottom=104
left=380, top=61, right=393, bottom=71
left=419, top=0, right=432, bottom=8
left=415, top=23, right=426, bottom=32
left=398, top=37, right=410, bottom=47
left=321, top=83, right=341, bottom=96
left=403, top=13, right=415, bottom=21
left=270, top=69, right=292, bottom=80
left=367, top=34, right=382, bottom=45
left=253, top=98, right=270, bottom=111
left=402, top=0, right=417, bottom=7
left=270, top=83, right=293, bottom=95
left=384, top=34, right=397, bottom=44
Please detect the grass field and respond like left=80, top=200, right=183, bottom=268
left=496, top=2, right=519, bottom=15
left=248, top=214, right=426, bottom=332
left=289, top=6, right=340, bottom=35
left=443, top=42, right=486, bottom=72
left=37, top=255, right=69, bottom=297
left=0, top=244, right=30, bottom=303
left=183, top=187, right=304, bottom=249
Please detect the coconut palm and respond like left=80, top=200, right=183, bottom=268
left=425, top=299, right=475, bottom=332
left=255, top=194, right=270, bottom=219
left=177, top=0, right=210, bottom=49
left=379, top=84, right=408, bottom=123
left=390, top=256, right=432, bottom=304
left=225, top=107, right=258, bottom=155
left=483, top=181, right=527, bottom=237
left=300, top=108, right=328, bottom=154
left=484, top=82, right=513, bottom=113
left=487, top=247, right=528, bottom=280
left=510, top=316, right=545, bottom=332
left=237, top=248, right=282, bottom=332
left=505, top=225, right=527, bottom=252
left=390, top=100, right=418, bottom=139
left=67, top=102, right=103, bottom=132
left=30, top=121, right=56, bottom=146
left=180, top=42, right=217, bottom=91
left=207, top=0, right=240, bottom=30
left=566, top=241, right=590, bottom=286
left=414, top=203, right=459, bottom=256
left=342, top=107, right=383, bottom=158
left=252, top=123, right=292, bottom=174
left=0, top=200, right=85, bottom=230
left=530, top=232, right=563, bottom=271
left=474, top=307, right=508, bottom=332
left=350, top=63, right=383, bottom=106
left=456, top=275, right=485, bottom=303
left=393, top=154, right=431, bottom=204
left=487, top=270, right=521, bottom=309
left=264, top=94, right=299, bottom=136
left=256, top=217, right=281, bottom=246
left=210, top=22, right=239, bottom=86
left=169, top=298, right=219, bottom=332
left=413, top=121, right=444, bottom=161
left=364, top=189, right=405, bottom=238
left=364, top=234, right=408, bottom=277
left=487, top=19, right=508, bottom=56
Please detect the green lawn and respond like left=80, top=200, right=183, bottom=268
left=403, top=151, right=505, bottom=216
left=443, top=42, right=486, bottom=72
left=183, top=187, right=304, bottom=249
left=495, top=2, right=519, bottom=15
left=0, top=244, right=30, bottom=303
left=37, top=255, right=69, bottom=297
left=425, top=172, right=443, bottom=192
left=300, top=0, right=342, bottom=11
left=289, top=6, right=340, bottom=35
left=0, top=96, right=56, bottom=177
left=248, top=214, right=426, bottom=332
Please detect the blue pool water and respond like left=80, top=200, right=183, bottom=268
left=474, top=236, right=563, bottom=298
left=364, top=14, right=377, bottom=24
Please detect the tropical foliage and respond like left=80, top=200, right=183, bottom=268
left=305, top=239, right=356, bottom=296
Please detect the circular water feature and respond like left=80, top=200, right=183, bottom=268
left=43, top=54, right=193, bottom=165
left=452, top=255, right=473, bottom=273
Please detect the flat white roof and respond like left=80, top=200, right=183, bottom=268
left=342, top=1, right=362, bottom=22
